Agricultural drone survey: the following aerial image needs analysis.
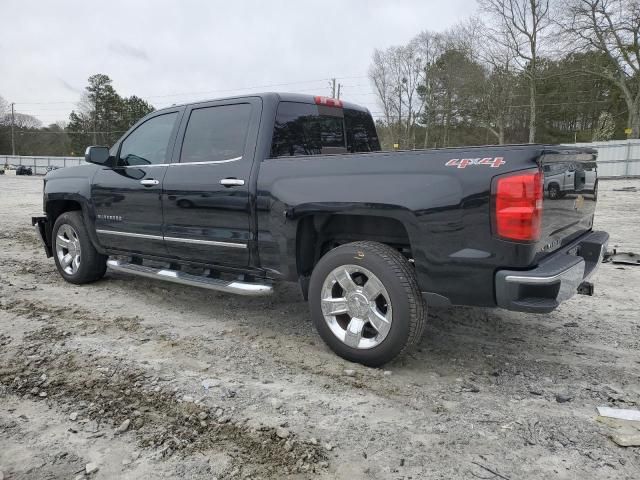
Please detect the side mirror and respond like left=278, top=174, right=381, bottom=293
left=85, top=146, right=111, bottom=166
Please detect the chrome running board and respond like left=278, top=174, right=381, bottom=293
left=106, top=259, right=273, bottom=296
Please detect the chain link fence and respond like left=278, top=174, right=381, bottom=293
left=1, top=155, right=85, bottom=175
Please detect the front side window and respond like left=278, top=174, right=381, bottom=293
left=180, top=104, right=252, bottom=163
left=118, top=112, right=178, bottom=166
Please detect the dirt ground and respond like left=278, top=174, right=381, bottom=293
left=0, top=175, right=639, bottom=480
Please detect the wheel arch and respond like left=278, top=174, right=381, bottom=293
left=45, top=194, right=104, bottom=254
left=295, top=213, right=413, bottom=299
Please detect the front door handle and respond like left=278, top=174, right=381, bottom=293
left=140, top=179, right=160, bottom=187
left=220, top=178, right=245, bottom=187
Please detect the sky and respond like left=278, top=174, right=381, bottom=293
left=0, top=0, right=478, bottom=125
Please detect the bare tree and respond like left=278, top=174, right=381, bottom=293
left=413, top=31, right=445, bottom=148
left=369, top=38, right=436, bottom=148
left=11, top=112, right=43, bottom=129
left=560, top=0, right=640, bottom=138
left=470, top=19, right=520, bottom=144
left=369, top=49, right=398, bottom=146
left=0, top=95, right=8, bottom=125
left=480, top=0, right=551, bottom=143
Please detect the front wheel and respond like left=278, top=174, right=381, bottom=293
left=52, top=211, right=107, bottom=284
left=308, top=241, right=426, bottom=367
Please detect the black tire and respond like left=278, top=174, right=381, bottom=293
left=548, top=183, right=560, bottom=200
left=52, top=211, right=107, bottom=284
left=308, top=241, right=426, bottom=367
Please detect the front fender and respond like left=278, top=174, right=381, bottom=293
left=44, top=165, right=105, bottom=254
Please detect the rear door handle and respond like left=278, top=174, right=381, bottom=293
left=220, top=178, right=245, bottom=187
left=140, top=179, right=160, bottom=186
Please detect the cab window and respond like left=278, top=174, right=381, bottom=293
left=180, top=104, right=252, bottom=163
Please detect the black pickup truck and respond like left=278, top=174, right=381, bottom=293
left=32, top=93, right=608, bottom=366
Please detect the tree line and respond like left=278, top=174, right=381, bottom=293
left=1, top=0, right=638, bottom=155
left=369, top=0, right=639, bottom=149
left=0, top=74, right=153, bottom=156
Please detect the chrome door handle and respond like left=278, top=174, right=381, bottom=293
left=220, top=178, right=245, bottom=187
left=140, top=179, right=159, bottom=186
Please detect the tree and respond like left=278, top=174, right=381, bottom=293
left=429, top=48, right=486, bottom=147
left=0, top=95, right=8, bottom=124
left=414, top=31, right=445, bottom=148
left=480, top=0, right=552, bottom=143
left=593, top=111, right=616, bottom=140
left=10, top=112, right=42, bottom=129
left=560, top=0, right=640, bottom=138
left=67, top=74, right=154, bottom=154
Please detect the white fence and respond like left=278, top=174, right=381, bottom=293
left=1, top=155, right=85, bottom=176
left=2, top=139, right=640, bottom=177
left=561, top=140, right=640, bottom=178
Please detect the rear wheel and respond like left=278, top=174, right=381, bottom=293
left=52, top=211, right=107, bottom=284
left=308, top=241, right=426, bottom=367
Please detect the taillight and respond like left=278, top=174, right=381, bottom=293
left=493, top=169, right=543, bottom=242
left=314, top=96, right=343, bottom=108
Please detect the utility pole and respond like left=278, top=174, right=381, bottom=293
left=93, top=97, right=98, bottom=145
left=337, top=83, right=342, bottom=100
left=330, top=78, right=336, bottom=98
left=10, top=103, right=16, bottom=156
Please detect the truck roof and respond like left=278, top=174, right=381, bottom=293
left=155, top=92, right=370, bottom=114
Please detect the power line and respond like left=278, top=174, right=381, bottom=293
left=12, top=76, right=369, bottom=106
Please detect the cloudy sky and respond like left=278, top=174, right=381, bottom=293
left=1, top=0, right=477, bottom=125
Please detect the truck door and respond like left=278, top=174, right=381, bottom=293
left=92, top=109, right=182, bottom=256
left=162, top=98, right=261, bottom=266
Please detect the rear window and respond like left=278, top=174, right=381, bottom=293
left=270, top=101, right=380, bottom=158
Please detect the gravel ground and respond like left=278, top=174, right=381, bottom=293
left=0, top=175, right=639, bottom=480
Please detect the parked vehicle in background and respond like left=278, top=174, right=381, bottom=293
left=15, top=165, right=33, bottom=176
left=31, top=93, right=608, bottom=366
left=543, top=161, right=597, bottom=200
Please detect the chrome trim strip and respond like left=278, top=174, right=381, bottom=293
left=96, top=229, right=247, bottom=249
left=173, top=156, right=243, bottom=166
left=96, top=229, right=163, bottom=240
left=121, top=156, right=243, bottom=169
left=164, top=236, right=247, bottom=249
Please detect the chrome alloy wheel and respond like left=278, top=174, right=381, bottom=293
left=320, top=265, right=393, bottom=349
left=55, top=224, right=81, bottom=275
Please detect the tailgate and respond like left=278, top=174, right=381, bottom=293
left=537, top=148, right=598, bottom=258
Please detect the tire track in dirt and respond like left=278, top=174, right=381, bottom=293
left=0, top=321, right=327, bottom=479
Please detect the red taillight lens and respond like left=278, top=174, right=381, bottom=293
left=314, top=96, right=343, bottom=108
left=494, top=170, right=543, bottom=242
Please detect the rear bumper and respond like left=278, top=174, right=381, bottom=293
left=32, top=216, right=53, bottom=258
left=495, top=230, right=608, bottom=313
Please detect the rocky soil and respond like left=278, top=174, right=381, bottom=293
left=0, top=175, right=639, bottom=479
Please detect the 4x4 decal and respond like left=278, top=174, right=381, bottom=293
left=446, top=157, right=506, bottom=169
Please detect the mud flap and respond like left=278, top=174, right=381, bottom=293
left=32, top=216, right=53, bottom=258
